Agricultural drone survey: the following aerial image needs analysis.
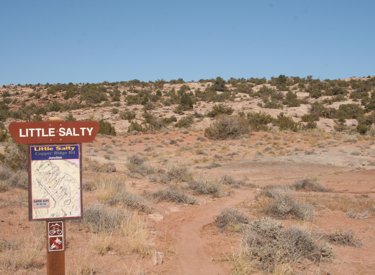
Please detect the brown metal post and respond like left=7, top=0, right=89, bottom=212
left=47, top=221, right=65, bottom=275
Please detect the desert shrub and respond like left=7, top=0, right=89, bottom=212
left=356, top=123, right=370, bottom=135
left=188, top=179, right=224, bottom=197
left=164, top=166, right=192, bottom=183
left=210, top=77, right=227, bottom=92
left=246, top=112, right=273, bottom=131
left=275, top=113, right=302, bottom=132
left=143, top=112, right=165, bottom=130
left=336, top=104, right=364, bottom=120
left=283, top=91, right=300, bottom=107
left=0, top=165, right=13, bottom=181
left=152, top=188, right=196, bottom=204
left=325, top=86, right=348, bottom=96
left=64, top=112, right=76, bottom=121
left=83, top=204, right=124, bottom=232
left=1, top=143, right=28, bottom=170
left=301, top=113, right=319, bottom=123
left=127, top=155, right=154, bottom=176
left=310, top=102, right=336, bottom=119
left=80, top=85, right=108, bottom=104
left=128, top=121, right=145, bottom=132
left=98, top=177, right=151, bottom=212
left=108, top=190, right=151, bottom=213
left=205, top=115, right=250, bottom=139
left=306, top=86, right=322, bottom=98
left=162, top=115, right=177, bottom=125
left=207, top=104, right=234, bottom=117
left=178, top=92, right=194, bottom=111
left=267, top=193, right=313, bottom=220
left=98, top=120, right=116, bottom=136
left=291, top=178, right=329, bottom=192
left=96, top=162, right=116, bottom=173
left=215, top=208, right=250, bottom=231
left=0, top=239, right=18, bottom=252
left=0, top=123, right=7, bottom=142
left=4, top=170, right=28, bottom=189
left=219, top=175, right=244, bottom=188
left=325, top=230, right=361, bottom=247
left=120, top=110, right=136, bottom=120
left=259, top=187, right=313, bottom=220
left=0, top=101, right=10, bottom=122
left=175, top=115, right=194, bottom=128
left=111, top=108, right=119, bottom=114
left=243, top=217, right=332, bottom=272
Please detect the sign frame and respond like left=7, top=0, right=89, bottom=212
left=28, top=143, right=83, bottom=221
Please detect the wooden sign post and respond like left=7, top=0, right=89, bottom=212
left=9, top=120, right=99, bottom=275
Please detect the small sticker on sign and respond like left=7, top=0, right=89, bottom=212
left=47, top=221, right=64, bottom=252
left=33, top=199, right=50, bottom=208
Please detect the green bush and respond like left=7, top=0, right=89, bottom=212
left=207, top=104, right=234, bottom=117
left=128, top=122, right=145, bottom=132
left=336, top=104, right=364, bottom=120
left=275, top=113, right=302, bottom=132
left=246, top=112, right=273, bottom=131
left=175, top=115, right=194, bottom=128
left=310, top=103, right=336, bottom=119
left=120, top=110, right=136, bottom=120
left=283, top=91, right=300, bottom=107
left=205, top=115, right=250, bottom=139
left=99, top=120, right=116, bottom=136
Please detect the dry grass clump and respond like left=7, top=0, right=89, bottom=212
left=291, top=178, right=330, bottom=192
left=95, top=176, right=151, bottom=212
left=258, top=187, right=314, bottom=220
left=219, top=175, right=245, bottom=188
left=301, top=194, right=375, bottom=214
left=325, top=230, right=362, bottom=247
left=205, top=115, right=250, bottom=140
left=85, top=159, right=116, bottom=172
left=127, top=154, right=155, bottom=177
left=0, top=239, right=17, bottom=252
left=83, top=204, right=125, bottom=233
left=0, top=181, right=8, bottom=192
left=108, top=191, right=152, bottom=213
left=152, top=188, right=196, bottom=204
left=188, top=179, right=226, bottom=197
left=0, top=224, right=44, bottom=272
left=215, top=208, right=250, bottom=232
left=164, top=166, right=192, bottom=183
left=242, top=217, right=332, bottom=272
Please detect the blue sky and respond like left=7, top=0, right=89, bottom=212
left=0, top=0, right=374, bottom=84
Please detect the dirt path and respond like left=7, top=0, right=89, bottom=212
left=158, top=189, right=254, bottom=275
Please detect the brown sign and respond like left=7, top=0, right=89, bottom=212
left=9, top=121, right=99, bottom=144
left=48, top=221, right=64, bottom=252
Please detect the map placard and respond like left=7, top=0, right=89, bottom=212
left=29, top=144, right=82, bottom=220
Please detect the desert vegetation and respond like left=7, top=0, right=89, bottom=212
left=0, top=76, right=374, bottom=274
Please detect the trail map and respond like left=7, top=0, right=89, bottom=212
left=30, top=144, right=81, bottom=220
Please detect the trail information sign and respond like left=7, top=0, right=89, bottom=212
left=30, top=144, right=82, bottom=220
left=9, top=120, right=99, bottom=275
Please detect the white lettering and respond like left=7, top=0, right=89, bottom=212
left=19, top=129, right=26, bottom=137
left=59, top=128, right=66, bottom=136
left=86, top=127, right=93, bottom=136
